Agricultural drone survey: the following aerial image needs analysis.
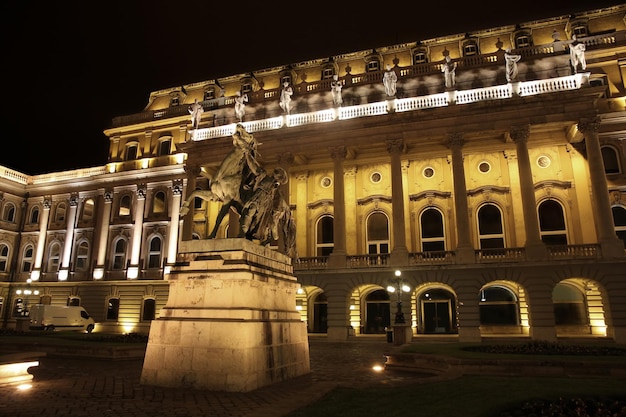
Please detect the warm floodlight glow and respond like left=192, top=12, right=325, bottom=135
left=372, top=364, right=384, bottom=372
left=30, top=270, right=40, bottom=281
left=58, top=270, right=68, bottom=281
left=395, top=270, right=401, bottom=277
left=295, top=305, right=303, bottom=311
left=163, top=265, right=172, bottom=275
left=122, top=323, right=135, bottom=334
left=401, top=285, right=411, bottom=293
left=127, top=267, right=139, bottom=279
left=93, top=268, right=104, bottom=280
left=17, top=383, right=32, bottom=391
left=175, top=153, right=185, bottom=164
left=297, top=287, right=304, bottom=294
left=386, top=286, right=395, bottom=293
left=15, top=290, right=22, bottom=295
left=141, top=159, right=149, bottom=169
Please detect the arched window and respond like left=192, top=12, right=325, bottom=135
left=538, top=200, right=567, bottom=245
left=477, top=204, right=505, bottom=249
left=420, top=208, right=445, bottom=251
left=55, top=202, right=67, bottom=223
left=514, top=30, right=533, bottom=49
left=106, top=297, right=120, bottom=320
left=0, top=243, right=9, bottom=272
left=365, top=289, right=390, bottom=334
left=47, top=242, right=61, bottom=272
left=118, top=195, right=132, bottom=217
left=553, top=283, right=587, bottom=325
left=74, top=240, right=90, bottom=271
left=125, top=142, right=138, bottom=160
left=29, top=206, right=40, bottom=224
left=158, top=138, right=172, bottom=156
left=193, top=187, right=204, bottom=210
left=142, top=298, right=156, bottom=321
left=147, top=236, right=162, bottom=269
left=81, top=198, right=95, bottom=222
left=601, top=146, right=621, bottom=174
left=152, top=191, right=166, bottom=214
left=315, top=215, right=334, bottom=256
left=21, top=244, right=34, bottom=272
left=367, top=212, right=389, bottom=254
left=479, top=286, right=519, bottom=325
left=612, top=205, right=626, bottom=249
left=111, top=238, right=127, bottom=270
left=412, top=47, right=429, bottom=64
left=2, top=202, right=16, bottom=223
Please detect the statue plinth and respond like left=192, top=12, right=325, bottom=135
left=140, top=238, right=310, bottom=392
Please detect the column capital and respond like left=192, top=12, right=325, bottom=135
left=386, top=138, right=405, bottom=154
left=329, top=146, right=346, bottom=161
left=277, top=152, right=295, bottom=167
left=172, top=180, right=184, bottom=195
left=184, top=163, right=201, bottom=177
left=577, top=117, right=601, bottom=134
left=43, top=197, right=52, bottom=210
left=69, top=193, right=79, bottom=207
left=447, top=132, right=464, bottom=148
left=104, top=189, right=114, bottom=203
left=509, top=124, right=530, bottom=143
left=136, top=184, right=147, bottom=200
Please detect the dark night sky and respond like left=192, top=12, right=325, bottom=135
left=1, top=1, right=623, bottom=175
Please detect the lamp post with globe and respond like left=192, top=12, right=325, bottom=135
left=386, top=270, right=411, bottom=344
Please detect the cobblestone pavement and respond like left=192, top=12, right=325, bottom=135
left=0, top=337, right=438, bottom=417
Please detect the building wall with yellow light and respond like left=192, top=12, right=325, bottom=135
left=0, top=5, right=625, bottom=342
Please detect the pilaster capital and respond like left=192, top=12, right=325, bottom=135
left=172, top=180, right=184, bottom=196
left=136, top=184, right=147, bottom=200
left=386, top=138, right=405, bottom=154
left=329, top=146, right=347, bottom=161
left=577, top=117, right=601, bottom=134
left=509, top=124, right=530, bottom=144
left=447, top=132, right=464, bottom=148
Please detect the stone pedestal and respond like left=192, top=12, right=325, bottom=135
left=140, top=238, right=310, bottom=392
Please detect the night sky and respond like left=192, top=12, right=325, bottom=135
left=2, top=1, right=622, bottom=175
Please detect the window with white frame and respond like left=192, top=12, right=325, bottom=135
left=112, top=238, right=127, bottom=270
left=74, top=240, right=90, bottom=271
left=0, top=243, right=9, bottom=272
left=2, top=202, right=16, bottom=223
left=147, top=236, right=162, bottom=269
left=477, top=203, right=505, bottom=249
left=538, top=199, right=568, bottom=245
left=367, top=212, right=389, bottom=254
left=21, top=244, right=34, bottom=272
left=420, top=208, right=445, bottom=252
left=315, top=215, right=334, bottom=257
left=47, top=242, right=61, bottom=272
left=29, top=206, right=39, bottom=224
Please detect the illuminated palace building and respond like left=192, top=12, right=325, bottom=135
left=2, top=5, right=626, bottom=343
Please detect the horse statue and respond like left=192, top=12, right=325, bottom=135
left=180, top=124, right=261, bottom=238
left=180, top=124, right=297, bottom=259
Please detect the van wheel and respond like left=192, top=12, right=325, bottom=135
left=86, top=324, right=94, bottom=334
left=46, top=325, right=55, bottom=331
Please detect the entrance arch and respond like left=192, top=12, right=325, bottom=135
left=417, top=288, right=458, bottom=334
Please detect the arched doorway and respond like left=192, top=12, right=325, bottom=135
left=312, top=292, right=328, bottom=333
left=364, top=289, right=390, bottom=334
left=418, top=288, right=457, bottom=334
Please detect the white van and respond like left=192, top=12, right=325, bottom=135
left=29, top=305, right=96, bottom=333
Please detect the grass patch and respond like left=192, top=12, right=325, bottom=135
left=285, top=376, right=626, bottom=417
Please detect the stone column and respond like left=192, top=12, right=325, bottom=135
left=447, top=133, right=475, bottom=263
left=387, top=139, right=409, bottom=265
left=31, top=197, right=51, bottom=281
left=324, top=283, right=351, bottom=341
left=455, top=283, right=482, bottom=342
left=510, top=125, right=547, bottom=260
left=328, top=146, right=347, bottom=267
left=166, top=180, right=183, bottom=268
left=58, top=194, right=79, bottom=281
left=578, top=117, right=625, bottom=258
left=93, top=190, right=113, bottom=280
left=182, top=164, right=200, bottom=241
left=526, top=281, right=557, bottom=341
left=127, top=184, right=146, bottom=279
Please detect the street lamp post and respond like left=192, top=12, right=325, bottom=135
left=386, top=270, right=410, bottom=323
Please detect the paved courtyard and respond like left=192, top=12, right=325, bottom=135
left=0, top=337, right=438, bottom=417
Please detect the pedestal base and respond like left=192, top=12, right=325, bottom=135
left=140, top=239, right=310, bottom=392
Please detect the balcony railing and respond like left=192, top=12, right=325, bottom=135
left=110, top=30, right=624, bottom=130
left=293, top=244, right=603, bottom=271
